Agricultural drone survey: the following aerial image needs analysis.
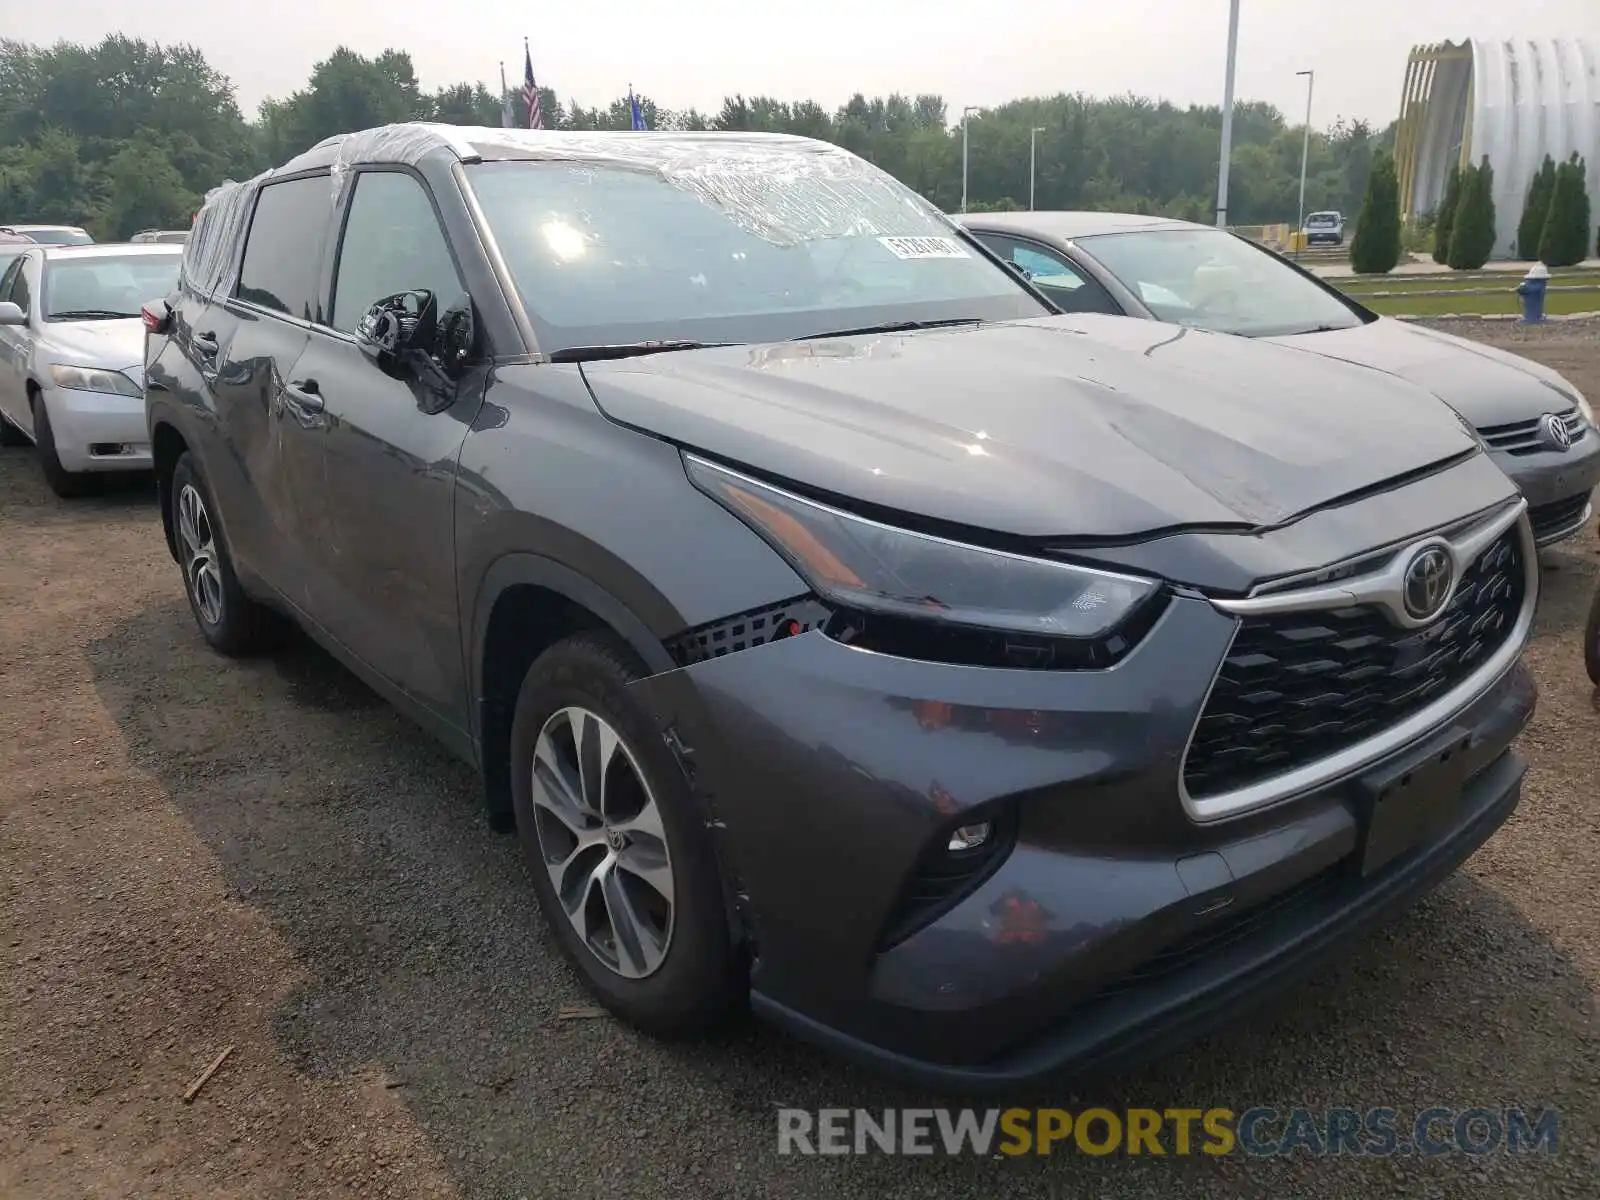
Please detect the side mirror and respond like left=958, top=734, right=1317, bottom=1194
left=435, top=292, right=477, bottom=377
left=355, top=289, right=431, bottom=376
left=0, top=301, right=24, bottom=326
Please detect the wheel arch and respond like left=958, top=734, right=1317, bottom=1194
left=470, top=552, right=679, bottom=829
left=149, top=413, right=191, bottom=561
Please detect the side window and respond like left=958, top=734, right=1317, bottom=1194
left=7, top=260, right=33, bottom=314
left=331, top=171, right=462, bottom=334
left=236, top=175, right=332, bottom=321
left=0, top=258, right=24, bottom=308
left=975, top=234, right=1121, bottom=316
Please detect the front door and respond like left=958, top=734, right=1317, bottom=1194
left=288, top=168, right=483, bottom=728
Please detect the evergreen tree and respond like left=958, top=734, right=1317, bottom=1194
left=1432, top=166, right=1461, bottom=265
left=1447, top=157, right=1496, bottom=270
left=1515, top=155, right=1556, bottom=260
left=1349, top=150, right=1402, bottom=273
left=1539, top=153, right=1592, bottom=268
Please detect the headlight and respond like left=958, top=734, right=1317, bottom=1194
left=49, top=364, right=141, bottom=397
left=684, top=454, right=1159, bottom=640
left=1575, top=392, right=1594, bottom=428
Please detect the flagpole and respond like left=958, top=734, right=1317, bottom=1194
left=499, top=61, right=509, bottom=128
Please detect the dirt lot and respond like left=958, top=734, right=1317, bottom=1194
left=2, top=322, right=1598, bottom=1199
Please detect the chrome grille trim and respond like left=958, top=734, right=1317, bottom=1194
left=1179, top=499, right=1536, bottom=822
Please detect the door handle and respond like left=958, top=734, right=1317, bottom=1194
left=284, top=378, right=324, bottom=413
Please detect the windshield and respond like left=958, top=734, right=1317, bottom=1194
left=1078, top=228, right=1364, bottom=337
left=465, top=157, right=1045, bottom=352
left=42, top=253, right=181, bottom=320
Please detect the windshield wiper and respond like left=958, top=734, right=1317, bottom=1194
left=48, top=309, right=141, bottom=320
left=793, top=317, right=984, bottom=341
left=549, top=339, right=735, bottom=363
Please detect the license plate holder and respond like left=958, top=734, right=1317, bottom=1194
left=1352, top=727, right=1474, bottom=876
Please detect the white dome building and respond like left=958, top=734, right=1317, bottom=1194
left=1395, top=38, right=1599, bottom=259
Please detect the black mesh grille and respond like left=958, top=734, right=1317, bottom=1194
left=665, top=596, right=832, bottom=667
left=1528, top=493, right=1592, bottom=542
left=1184, top=528, right=1525, bottom=801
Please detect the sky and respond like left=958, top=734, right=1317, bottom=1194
left=9, top=0, right=1596, bottom=129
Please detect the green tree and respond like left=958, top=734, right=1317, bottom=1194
left=1349, top=150, right=1402, bottom=273
left=1447, top=157, right=1496, bottom=269
left=1539, top=153, right=1592, bottom=268
left=1515, top=155, right=1556, bottom=260
left=1432, top=166, right=1461, bottom=264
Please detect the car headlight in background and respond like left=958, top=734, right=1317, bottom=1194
left=684, top=453, right=1159, bottom=640
left=49, top=364, right=141, bottom=397
left=1575, top=392, right=1595, bottom=429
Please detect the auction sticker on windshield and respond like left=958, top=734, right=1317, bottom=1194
left=878, top=235, right=970, bottom=260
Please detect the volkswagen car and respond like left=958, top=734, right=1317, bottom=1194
left=958, top=210, right=1599, bottom=547
left=0, top=242, right=182, bottom=494
left=145, top=125, right=1537, bottom=1089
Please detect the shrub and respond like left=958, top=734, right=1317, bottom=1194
left=1432, top=166, right=1461, bottom=265
left=1539, top=153, right=1592, bottom=268
left=1447, top=156, right=1496, bottom=270
left=1515, top=155, right=1556, bottom=260
left=1349, top=150, right=1402, bottom=273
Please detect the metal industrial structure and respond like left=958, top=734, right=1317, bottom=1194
left=1395, top=37, right=1599, bottom=259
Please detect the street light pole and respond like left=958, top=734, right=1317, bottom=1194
left=1296, top=69, right=1315, bottom=241
left=1030, top=126, right=1046, bottom=210
left=1215, top=0, right=1241, bottom=228
left=961, top=105, right=981, bottom=213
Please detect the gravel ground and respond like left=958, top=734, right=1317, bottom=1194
left=2, top=323, right=1598, bottom=1198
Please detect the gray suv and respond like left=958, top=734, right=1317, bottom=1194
left=144, top=125, right=1537, bottom=1090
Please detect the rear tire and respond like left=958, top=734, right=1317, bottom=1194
left=509, top=631, right=743, bottom=1034
left=1584, top=584, right=1600, bottom=686
left=170, top=452, right=284, bottom=656
left=32, top=398, right=88, bottom=498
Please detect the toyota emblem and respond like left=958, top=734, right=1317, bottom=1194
left=1402, top=546, right=1455, bottom=621
left=1539, top=412, right=1573, bottom=452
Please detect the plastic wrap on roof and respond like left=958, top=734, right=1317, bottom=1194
left=181, top=169, right=269, bottom=297
left=329, top=123, right=942, bottom=247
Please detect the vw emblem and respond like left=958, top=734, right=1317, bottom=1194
left=1402, top=546, right=1454, bottom=622
left=1539, top=412, right=1573, bottom=452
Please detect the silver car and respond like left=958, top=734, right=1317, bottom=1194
left=0, top=243, right=182, bottom=496
left=958, top=211, right=1600, bottom=547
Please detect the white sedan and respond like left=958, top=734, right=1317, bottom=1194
left=0, top=243, right=181, bottom=496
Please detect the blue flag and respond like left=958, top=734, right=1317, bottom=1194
left=629, top=87, right=647, bottom=131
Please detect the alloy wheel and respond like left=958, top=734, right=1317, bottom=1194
left=176, top=483, right=224, bottom=626
left=529, top=706, right=675, bottom=979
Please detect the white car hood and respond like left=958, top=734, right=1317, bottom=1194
left=44, top=318, right=144, bottom=374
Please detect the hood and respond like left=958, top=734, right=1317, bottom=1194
left=1267, top=317, right=1585, bottom=427
left=44, top=318, right=144, bottom=374
left=578, top=314, right=1480, bottom=540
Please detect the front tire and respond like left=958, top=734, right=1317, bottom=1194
left=170, top=452, right=283, bottom=656
left=509, top=632, right=742, bottom=1034
left=32, top=398, right=87, bottom=497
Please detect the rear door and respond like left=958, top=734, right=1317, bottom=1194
left=203, top=174, right=334, bottom=606
left=0, top=253, right=40, bottom=431
left=285, top=166, right=482, bottom=725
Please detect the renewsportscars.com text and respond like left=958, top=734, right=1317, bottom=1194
left=776, top=1106, right=1559, bottom=1157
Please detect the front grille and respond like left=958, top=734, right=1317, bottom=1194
left=1529, top=493, right=1592, bottom=542
left=1184, top=528, right=1525, bottom=801
left=1478, top=410, right=1587, bottom=455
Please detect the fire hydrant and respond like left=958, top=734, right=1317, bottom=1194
left=1516, top=262, right=1550, bottom=323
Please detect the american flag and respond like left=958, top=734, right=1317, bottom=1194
left=522, top=41, right=542, bottom=129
